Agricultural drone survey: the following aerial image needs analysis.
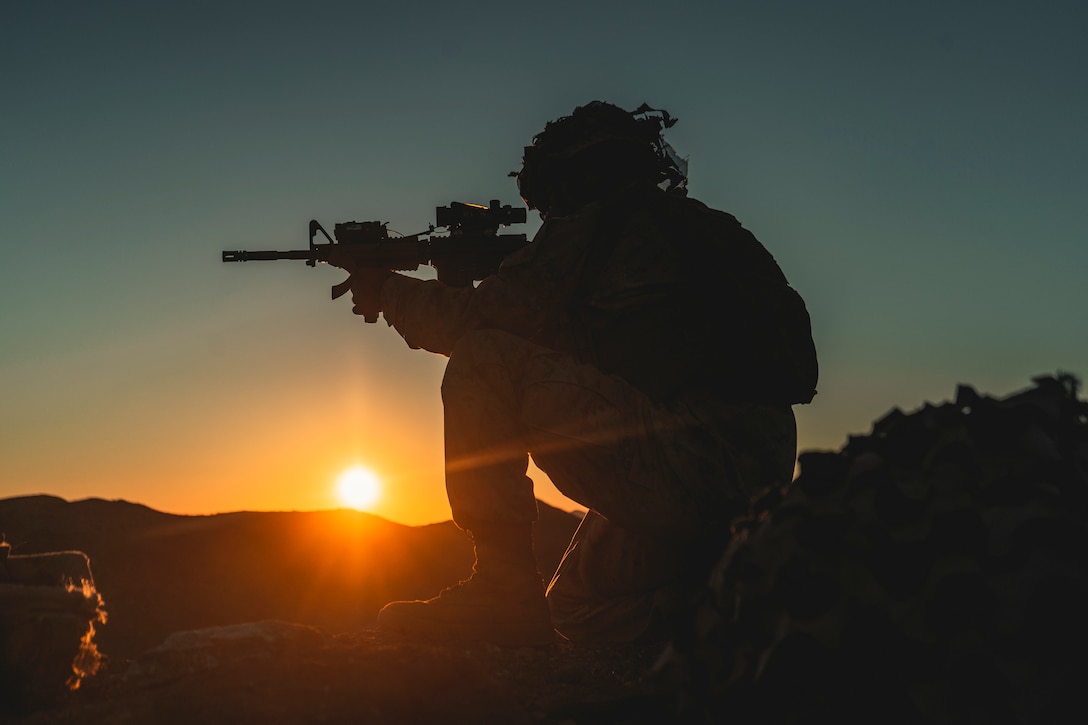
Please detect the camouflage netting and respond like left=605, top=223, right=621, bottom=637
left=0, top=545, right=107, bottom=713
left=657, top=374, right=1088, bottom=724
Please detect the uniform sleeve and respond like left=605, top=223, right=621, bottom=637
left=378, top=212, right=595, bottom=356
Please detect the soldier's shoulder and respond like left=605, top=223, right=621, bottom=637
left=668, top=192, right=741, bottom=226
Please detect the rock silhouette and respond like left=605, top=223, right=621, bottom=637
left=658, top=374, right=1088, bottom=723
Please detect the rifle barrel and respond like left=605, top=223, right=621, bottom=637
left=222, top=249, right=317, bottom=262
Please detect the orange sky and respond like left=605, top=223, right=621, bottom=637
left=1, top=318, right=585, bottom=526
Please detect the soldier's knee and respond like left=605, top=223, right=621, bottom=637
left=442, top=329, right=524, bottom=399
left=449, top=329, right=518, bottom=365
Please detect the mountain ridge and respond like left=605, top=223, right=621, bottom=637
left=0, top=494, right=581, bottom=660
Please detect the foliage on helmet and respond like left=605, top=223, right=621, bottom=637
left=515, top=101, right=688, bottom=214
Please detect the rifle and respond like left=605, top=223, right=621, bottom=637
left=222, top=200, right=528, bottom=321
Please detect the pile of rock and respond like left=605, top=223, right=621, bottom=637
left=660, top=374, right=1088, bottom=723
left=0, top=539, right=106, bottom=714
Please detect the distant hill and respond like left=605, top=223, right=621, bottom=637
left=0, top=495, right=581, bottom=660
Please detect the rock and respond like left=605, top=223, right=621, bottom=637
left=123, top=620, right=327, bottom=687
left=0, top=543, right=106, bottom=714
left=658, top=374, right=1088, bottom=723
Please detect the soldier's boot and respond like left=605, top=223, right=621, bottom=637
left=377, top=523, right=555, bottom=646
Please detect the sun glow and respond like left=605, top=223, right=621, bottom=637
left=335, top=466, right=382, bottom=511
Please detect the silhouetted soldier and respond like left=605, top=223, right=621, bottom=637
left=332, top=101, right=818, bottom=645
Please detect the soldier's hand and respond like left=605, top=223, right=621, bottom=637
left=346, top=267, right=393, bottom=322
left=325, top=249, right=392, bottom=322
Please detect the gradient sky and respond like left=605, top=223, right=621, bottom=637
left=3, top=1, right=1085, bottom=525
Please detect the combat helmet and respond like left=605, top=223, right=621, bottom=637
left=514, top=101, right=688, bottom=217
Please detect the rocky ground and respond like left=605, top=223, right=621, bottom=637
left=17, top=623, right=669, bottom=724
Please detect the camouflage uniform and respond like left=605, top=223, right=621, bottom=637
left=379, top=183, right=814, bottom=641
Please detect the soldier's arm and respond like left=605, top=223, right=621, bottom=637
left=379, top=213, right=592, bottom=355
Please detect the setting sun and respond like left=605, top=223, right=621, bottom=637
left=336, top=466, right=382, bottom=511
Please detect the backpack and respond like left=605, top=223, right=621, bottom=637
left=569, top=187, right=818, bottom=406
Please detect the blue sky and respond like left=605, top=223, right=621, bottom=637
left=2, top=1, right=1085, bottom=523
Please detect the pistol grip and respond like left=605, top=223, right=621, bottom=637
left=331, top=277, right=352, bottom=300
left=333, top=275, right=379, bottom=323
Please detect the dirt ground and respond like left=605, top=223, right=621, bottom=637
left=16, top=626, right=670, bottom=724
